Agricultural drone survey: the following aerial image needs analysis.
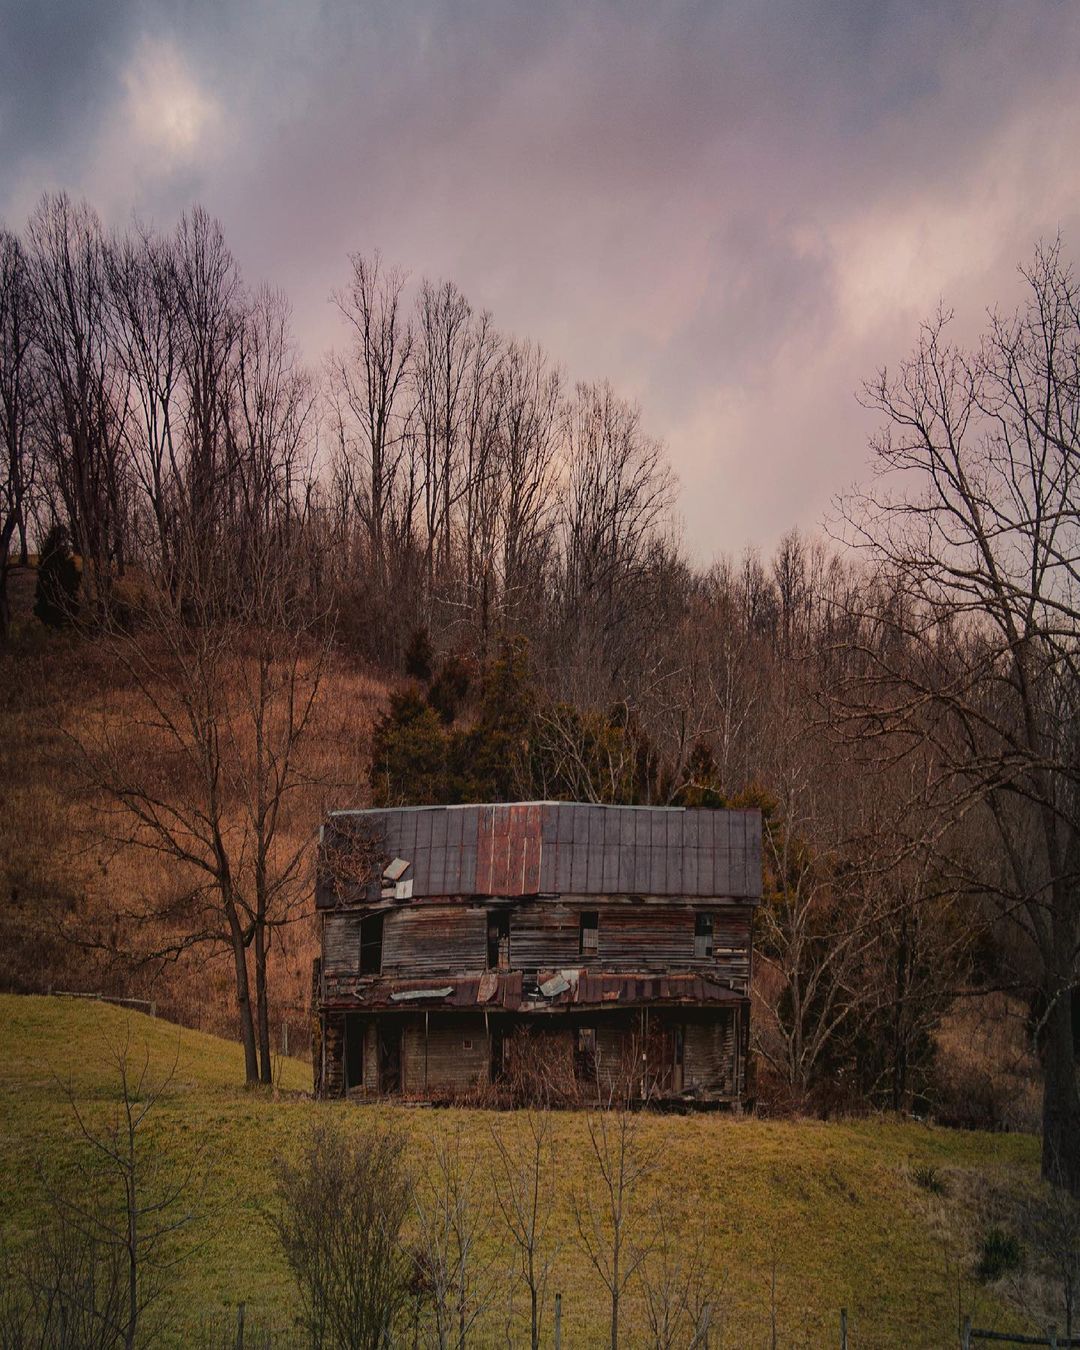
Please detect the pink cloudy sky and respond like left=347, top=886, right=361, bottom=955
left=2, top=0, right=1079, bottom=559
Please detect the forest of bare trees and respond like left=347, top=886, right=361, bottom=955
left=0, top=192, right=1077, bottom=1197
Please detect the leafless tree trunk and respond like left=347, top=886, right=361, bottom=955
left=490, top=1110, right=558, bottom=1350
left=28, top=192, right=130, bottom=613
left=0, top=228, right=39, bottom=640
left=330, top=252, right=414, bottom=583
left=410, top=1136, right=500, bottom=1350
left=571, top=1103, right=656, bottom=1350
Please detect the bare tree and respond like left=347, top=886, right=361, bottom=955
left=415, top=280, right=473, bottom=584
left=25, top=1029, right=202, bottom=1350
left=106, top=221, right=183, bottom=572
left=0, top=228, right=39, bottom=640
left=272, top=1117, right=412, bottom=1350
left=410, top=1136, right=500, bottom=1350
left=173, top=205, right=243, bottom=562
left=635, top=1209, right=720, bottom=1350
left=71, top=536, right=331, bottom=1085
left=571, top=1103, right=657, bottom=1350
left=329, top=252, right=414, bottom=581
left=490, top=1110, right=558, bottom=1350
left=28, top=193, right=130, bottom=610
left=842, top=242, right=1080, bottom=1192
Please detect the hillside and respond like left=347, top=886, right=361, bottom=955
left=0, top=995, right=1043, bottom=1348
left=0, top=613, right=387, bottom=1046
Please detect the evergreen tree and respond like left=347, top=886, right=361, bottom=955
left=33, top=525, right=80, bottom=628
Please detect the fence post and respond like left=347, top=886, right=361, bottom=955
left=283, top=1021, right=289, bottom=1057
left=1049, top=1327, right=1058, bottom=1350
left=961, top=1315, right=971, bottom=1350
left=840, top=1307, right=848, bottom=1350
left=699, top=1301, right=711, bottom=1348
left=554, top=1292, right=562, bottom=1350
left=235, top=1300, right=245, bottom=1350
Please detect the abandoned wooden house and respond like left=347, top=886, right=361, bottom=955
left=313, top=802, right=761, bottom=1105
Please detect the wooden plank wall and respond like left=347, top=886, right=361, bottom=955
left=684, top=1014, right=736, bottom=1096
left=323, top=901, right=751, bottom=985
left=599, top=910, right=695, bottom=964
left=382, top=907, right=487, bottom=976
left=510, top=904, right=580, bottom=967
left=402, top=1016, right=489, bottom=1094
left=322, top=913, right=361, bottom=975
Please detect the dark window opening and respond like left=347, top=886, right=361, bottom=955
left=487, top=911, right=511, bottom=970
left=695, top=912, right=714, bottom=958
left=463, top=1038, right=473, bottom=1051
left=344, top=1015, right=364, bottom=1090
left=575, top=1026, right=597, bottom=1079
left=490, top=1027, right=506, bottom=1082
left=580, top=911, right=599, bottom=955
left=360, top=913, right=383, bottom=974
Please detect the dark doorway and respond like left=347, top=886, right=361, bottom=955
left=344, top=1014, right=365, bottom=1091
left=360, top=913, right=384, bottom=974
left=490, top=1024, right=505, bottom=1082
left=487, top=911, right=510, bottom=969
left=378, top=1022, right=401, bottom=1094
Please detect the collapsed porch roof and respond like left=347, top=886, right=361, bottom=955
left=322, top=968, right=746, bottom=1013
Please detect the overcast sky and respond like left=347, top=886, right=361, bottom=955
left=2, top=0, right=1079, bottom=561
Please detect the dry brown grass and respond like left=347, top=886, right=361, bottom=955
left=0, top=612, right=391, bottom=1051
left=935, top=992, right=1042, bottom=1133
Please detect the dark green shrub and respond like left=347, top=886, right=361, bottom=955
left=33, top=526, right=81, bottom=628
left=404, top=626, right=434, bottom=680
left=427, top=654, right=471, bottom=724
left=911, top=1163, right=947, bottom=1196
left=976, top=1227, right=1023, bottom=1283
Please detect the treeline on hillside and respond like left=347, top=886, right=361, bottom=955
left=1, top=196, right=1077, bottom=1195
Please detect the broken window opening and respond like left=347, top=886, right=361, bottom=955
left=487, top=911, right=511, bottom=970
left=360, top=912, right=384, bottom=974
left=695, top=911, right=714, bottom=958
left=579, top=911, right=599, bottom=955
left=575, top=1025, right=597, bottom=1079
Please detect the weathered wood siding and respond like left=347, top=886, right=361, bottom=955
left=382, top=906, right=487, bottom=976
left=509, top=904, right=580, bottom=967
left=402, top=1016, right=489, bottom=1094
left=323, top=913, right=362, bottom=975
left=684, top=1014, right=737, bottom=1097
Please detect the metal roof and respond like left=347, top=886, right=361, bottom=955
left=319, top=801, right=762, bottom=905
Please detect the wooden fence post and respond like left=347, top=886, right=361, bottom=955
left=699, top=1301, right=711, bottom=1348
left=961, top=1315, right=971, bottom=1350
left=235, top=1300, right=245, bottom=1350
left=554, top=1292, right=562, bottom=1350
left=1049, top=1327, right=1058, bottom=1350
left=840, top=1307, right=848, bottom=1349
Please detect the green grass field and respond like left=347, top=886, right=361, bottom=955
left=0, top=995, right=1040, bottom=1347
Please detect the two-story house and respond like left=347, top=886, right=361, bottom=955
left=313, top=801, right=761, bottom=1105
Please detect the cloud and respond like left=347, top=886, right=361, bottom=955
left=2, top=0, right=1080, bottom=560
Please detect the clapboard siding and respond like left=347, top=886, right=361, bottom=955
left=323, top=913, right=362, bottom=976
left=597, top=909, right=695, bottom=964
left=381, top=906, right=487, bottom=976
left=402, top=1017, right=489, bottom=1094
left=684, top=1015, right=737, bottom=1097
left=510, top=904, right=580, bottom=967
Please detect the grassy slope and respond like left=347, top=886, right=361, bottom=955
left=0, top=995, right=1038, bottom=1348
